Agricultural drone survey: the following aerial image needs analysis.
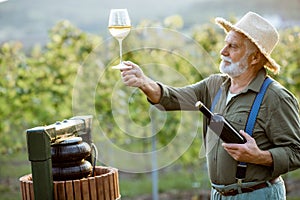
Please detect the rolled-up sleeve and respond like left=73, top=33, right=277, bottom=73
left=150, top=74, right=226, bottom=111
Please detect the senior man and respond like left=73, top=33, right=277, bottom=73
left=120, top=12, right=300, bottom=199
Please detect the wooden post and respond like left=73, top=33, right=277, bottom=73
left=26, top=126, right=55, bottom=200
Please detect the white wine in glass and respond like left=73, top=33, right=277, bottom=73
left=108, top=9, right=132, bottom=69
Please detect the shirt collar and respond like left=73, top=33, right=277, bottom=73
left=221, top=68, right=267, bottom=93
left=247, top=68, right=267, bottom=93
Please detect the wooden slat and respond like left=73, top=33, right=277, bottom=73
left=103, top=174, right=110, bottom=200
left=53, top=182, right=58, bottom=200
left=108, top=173, right=115, bottom=199
left=29, top=181, right=34, bottom=200
left=25, top=180, right=31, bottom=200
left=65, top=180, right=74, bottom=200
left=96, top=173, right=105, bottom=200
left=116, top=170, right=120, bottom=198
left=73, top=179, right=82, bottom=200
left=94, top=167, right=99, bottom=175
left=113, top=170, right=120, bottom=198
left=20, top=180, right=26, bottom=200
left=59, top=181, right=67, bottom=200
left=94, top=166, right=103, bottom=175
left=81, top=179, right=90, bottom=200
left=54, top=181, right=66, bottom=200
left=88, top=177, right=97, bottom=200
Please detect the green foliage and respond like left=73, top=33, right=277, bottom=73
left=0, top=20, right=102, bottom=154
left=272, top=26, right=300, bottom=98
left=0, top=42, right=28, bottom=153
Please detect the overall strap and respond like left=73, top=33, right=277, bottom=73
left=244, top=77, right=273, bottom=136
left=236, top=77, right=273, bottom=182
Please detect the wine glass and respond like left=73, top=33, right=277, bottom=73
left=108, top=9, right=132, bottom=69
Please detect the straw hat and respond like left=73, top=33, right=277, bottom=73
left=215, top=12, right=280, bottom=74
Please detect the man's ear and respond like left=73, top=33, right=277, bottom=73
left=250, top=51, right=261, bottom=66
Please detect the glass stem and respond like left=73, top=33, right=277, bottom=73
left=118, top=39, right=123, bottom=64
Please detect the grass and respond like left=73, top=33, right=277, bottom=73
left=0, top=150, right=31, bottom=200
left=119, top=167, right=211, bottom=199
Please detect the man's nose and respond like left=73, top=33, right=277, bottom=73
left=220, top=45, right=229, bottom=57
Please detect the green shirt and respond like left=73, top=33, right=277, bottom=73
left=155, top=69, right=300, bottom=185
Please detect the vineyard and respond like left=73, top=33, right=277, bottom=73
left=1, top=15, right=300, bottom=199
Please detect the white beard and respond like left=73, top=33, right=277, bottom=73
left=219, top=55, right=248, bottom=77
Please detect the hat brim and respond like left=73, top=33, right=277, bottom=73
left=215, top=17, right=280, bottom=74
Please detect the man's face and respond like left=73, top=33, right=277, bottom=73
left=219, top=31, right=250, bottom=77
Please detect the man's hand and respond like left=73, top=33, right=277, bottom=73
left=120, top=61, right=162, bottom=104
left=120, top=61, right=146, bottom=88
left=222, top=130, right=273, bottom=167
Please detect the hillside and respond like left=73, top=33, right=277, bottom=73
left=0, top=0, right=299, bottom=47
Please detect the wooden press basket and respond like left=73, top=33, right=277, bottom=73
left=19, top=166, right=120, bottom=200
